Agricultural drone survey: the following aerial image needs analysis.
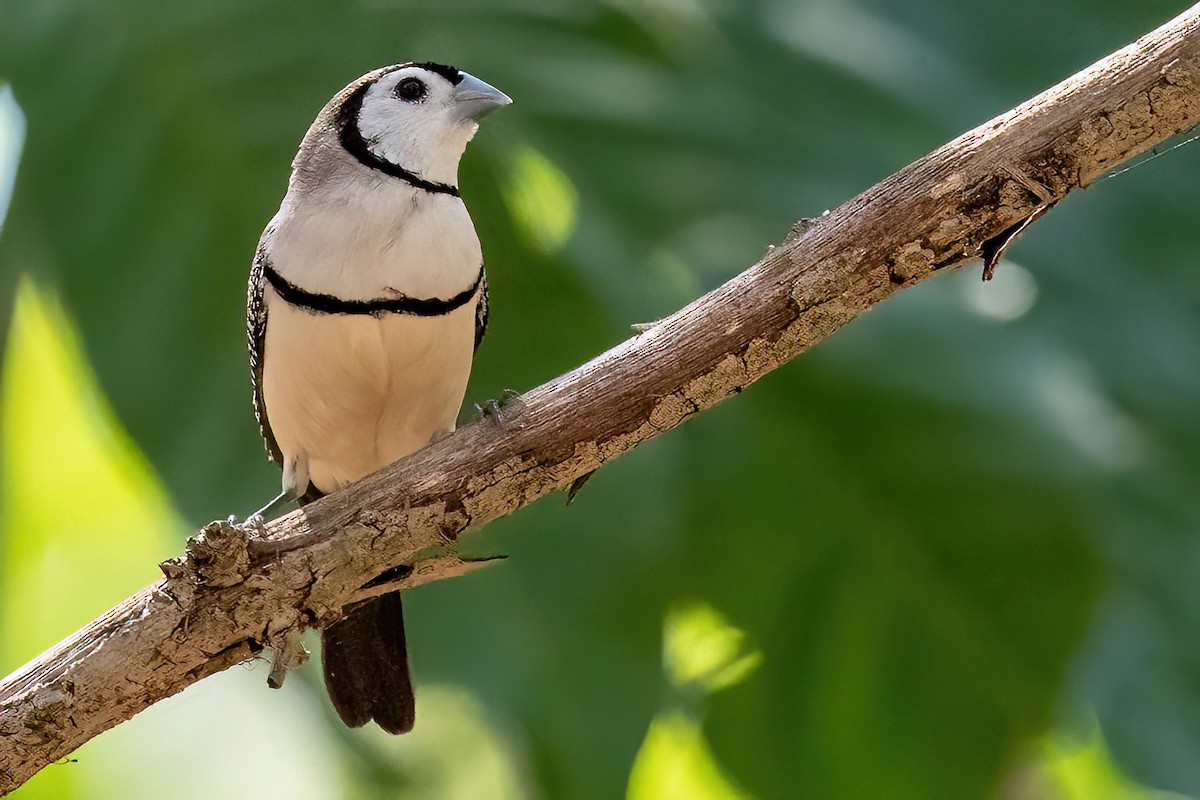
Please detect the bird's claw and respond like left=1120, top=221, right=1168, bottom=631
left=631, top=319, right=662, bottom=333
left=233, top=512, right=269, bottom=538
left=474, top=398, right=503, bottom=419
left=474, top=388, right=521, bottom=421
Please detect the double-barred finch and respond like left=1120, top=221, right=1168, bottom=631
left=246, top=62, right=510, bottom=734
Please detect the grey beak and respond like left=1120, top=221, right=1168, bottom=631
left=453, top=72, right=512, bottom=121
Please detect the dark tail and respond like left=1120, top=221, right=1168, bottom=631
left=321, top=591, right=415, bottom=734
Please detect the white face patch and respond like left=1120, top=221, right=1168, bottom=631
left=353, top=67, right=478, bottom=187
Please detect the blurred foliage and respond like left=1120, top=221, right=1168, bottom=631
left=0, top=280, right=335, bottom=798
left=1023, top=723, right=1194, bottom=800
left=629, top=712, right=751, bottom=800
left=627, top=602, right=760, bottom=800
left=505, top=145, right=578, bottom=255
left=1, top=279, right=177, bottom=669
left=1, top=1, right=1199, bottom=798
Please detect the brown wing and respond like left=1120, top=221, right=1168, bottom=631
left=473, top=267, right=489, bottom=352
left=248, top=247, right=283, bottom=465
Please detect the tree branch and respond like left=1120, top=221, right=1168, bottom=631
left=4, top=4, right=1200, bottom=792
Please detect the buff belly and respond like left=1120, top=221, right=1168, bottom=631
left=262, top=288, right=477, bottom=494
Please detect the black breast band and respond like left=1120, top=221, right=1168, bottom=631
left=263, top=260, right=483, bottom=317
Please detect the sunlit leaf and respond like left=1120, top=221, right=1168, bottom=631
left=664, top=600, right=760, bottom=693
left=0, top=281, right=350, bottom=800
left=626, top=601, right=758, bottom=800
left=503, top=145, right=578, bottom=255
left=0, top=278, right=179, bottom=667
left=628, top=711, right=751, bottom=800
left=1027, top=724, right=1192, bottom=800
left=0, top=279, right=180, bottom=796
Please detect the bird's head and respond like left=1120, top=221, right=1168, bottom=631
left=332, top=62, right=511, bottom=188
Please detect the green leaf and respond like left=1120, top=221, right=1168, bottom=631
left=1030, top=723, right=1193, bottom=800
left=503, top=145, right=578, bottom=255
left=628, top=601, right=759, bottom=800
left=663, top=600, right=761, bottom=694
left=1, top=278, right=178, bottom=671
left=628, top=711, right=752, bottom=800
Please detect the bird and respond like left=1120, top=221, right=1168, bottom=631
left=245, top=62, right=511, bottom=734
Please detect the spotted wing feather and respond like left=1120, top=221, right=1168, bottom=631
left=474, top=268, right=489, bottom=352
left=248, top=247, right=283, bottom=465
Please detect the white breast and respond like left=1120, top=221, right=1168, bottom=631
left=268, top=178, right=482, bottom=301
left=260, top=178, right=482, bottom=495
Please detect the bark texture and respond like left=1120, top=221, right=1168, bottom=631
left=4, top=4, right=1200, bottom=792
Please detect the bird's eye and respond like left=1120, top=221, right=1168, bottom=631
left=394, top=77, right=428, bottom=103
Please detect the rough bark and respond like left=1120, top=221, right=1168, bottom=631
left=4, top=4, right=1200, bottom=792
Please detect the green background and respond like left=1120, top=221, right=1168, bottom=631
left=2, top=1, right=1199, bottom=798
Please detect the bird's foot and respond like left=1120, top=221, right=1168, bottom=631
left=241, top=490, right=298, bottom=530
left=474, top=388, right=522, bottom=421
left=631, top=319, right=663, bottom=333
left=231, top=512, right=269, bottom=538
left=785, top=210, right=830, bottom=243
